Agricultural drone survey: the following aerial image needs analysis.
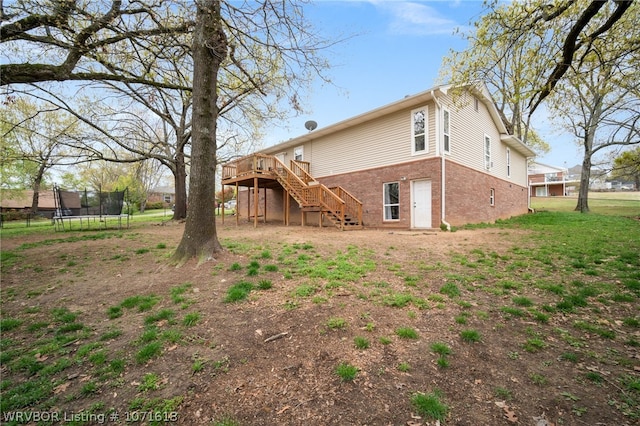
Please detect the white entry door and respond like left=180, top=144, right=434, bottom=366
left=411, top=179, right=432, bottom=228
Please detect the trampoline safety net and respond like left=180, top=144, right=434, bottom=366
left=53, top=186, right=129, bottom=230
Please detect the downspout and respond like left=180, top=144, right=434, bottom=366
left=431, top=90, right=451, bottom=231
left=527, top=159, right=534, bottom=213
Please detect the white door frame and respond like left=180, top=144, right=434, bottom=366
left=411, top=179, right=432, bottom=229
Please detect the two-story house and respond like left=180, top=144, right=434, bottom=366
left=221, top=82, right=535, bottom=230
left=528, top=162, right=569, bottom=197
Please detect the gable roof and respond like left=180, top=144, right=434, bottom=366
left=0, top=190, right=56, bottom=209
left=261, top=82, right=535, bottom=158
left=528, top=161, right=567, bottom=174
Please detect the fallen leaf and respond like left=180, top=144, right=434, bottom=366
left=277, top=406, right=290, bottom=414
left=35, top=353, right=48, bottom=362
left=54, top=382, right=70, bottom=394
left=504, top=407, right=518, bottom=423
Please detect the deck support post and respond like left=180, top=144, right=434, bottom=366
left=263, top=187, right=267, bottom=224
left=253, top=177, right=258, bottom=228
left=221, top=184, right=225, bottom=225
left=282, top=190, right=288, bottom=225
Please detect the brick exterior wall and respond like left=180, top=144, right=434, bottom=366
left=317, top=157, right=442, bottom=229
left=235, top=158, right=529, bottom=229
left=445, top=161, right=529, bottom=226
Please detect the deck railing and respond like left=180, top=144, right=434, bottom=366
left=222, top=154, right=362, bottom=229
left=329, top=186, right=363, bottom=225
left=270, top=156, right=309, bottom=204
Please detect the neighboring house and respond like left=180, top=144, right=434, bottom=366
left=0, top=190, right=81, bottom=219
left=589, top=169, right=611, bottom=191
left=222, top=82, right=535, bottom=229
left=147, top=186, right=175, bottom=206
left=528, top=162, right=569, bottom=197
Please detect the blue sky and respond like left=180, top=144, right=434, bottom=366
left=264, top=0, right=584, bottom=169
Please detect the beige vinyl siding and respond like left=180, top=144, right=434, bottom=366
left=440, top=92, right=528, bottom=187
left=505, top=147, right=528, bottom=186
left=305, top=104, right=437, bottom=178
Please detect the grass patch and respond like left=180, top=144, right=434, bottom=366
left=183, top=312, right=201, bottom=327
left=327, top=317, right=347, bottom=330
left=411, top=390, right=448, bottom=421
left=257, top=279, right=273, bottom=290
left=440, top=282, right=461, bottom=298
left=170, top=282, right=193, bottom=305
left=335, top=362, right=358, bottom=381
left=460, top=329, right=481, bottom=343
left=0, top=318, right=23, bottom=332
left=512, top=296, right=533, bottom=307
left=136, top=342, right=163, bottom=364
left=145, top=309, right=176, bottom=326
left=395, top=327, right=419, bottom=339
left=397, top=362, right=411, bottom=372
left=224, top=281, right=254, bottom=303
left=430, top=342, right=452, bottom=356
left=354, top=336, right=370, bottom=349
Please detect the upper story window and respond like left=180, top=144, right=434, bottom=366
left=383, top=182, right=400, bottom=221
left=294, top=146, right=303, bottom=161
left=411, top=107, right=427, bottom=154
left=474, top=97, right=479, bottom=111
left=484, top=134, right=491, bottom=170
left=443, top=108, right=450, bottom=153
left=506, top=148, right=511, bottom=177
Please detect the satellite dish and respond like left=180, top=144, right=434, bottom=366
left=304, top=120, right=318, bottom=132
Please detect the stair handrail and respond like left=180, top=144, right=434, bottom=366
left=271, top=156, right=312, bottom=205
left=329, top=186, right=363, bottom=226
left=289, top=160, right=315, bottom=184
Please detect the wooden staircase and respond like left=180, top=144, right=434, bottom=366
left=272, top=158, right=363, bottom=230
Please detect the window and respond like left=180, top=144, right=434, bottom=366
left=506, top=148, right=511, bottom=177
left=490, top=188, right=495, bottom=206
left=294, top=146, right=303, bottom=161
left=383, top=182, right=400, bottom=221
left=443, top=108, right=450, bottom=153
left=411, top=108, right=427, bottom=154
left=474, top=97, right=479, bottom=111
left=484, top=134, right=491, bottom=170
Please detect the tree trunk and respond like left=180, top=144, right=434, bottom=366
left=575, top=155, right=591, bottom=213
left=30, top=162, right=48, bottom=214
left=173, top=151, right=188, bottom=220
left=31, top=180, right=40, bottom=215
left=172, top=0, right=225, bottom=263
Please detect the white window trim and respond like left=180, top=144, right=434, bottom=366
left=506, top=147, right=511, bottom=177
left=293, top=145, right=304, bottom=162
left=484, top=134, right=492, bottom=170
left=490, top=188, right=495, bottom=206
left=383, top=182, right=400, bottom=221
left=443, top=107, right=450, bottom=154
left=411, top=106, right=428, bottom=155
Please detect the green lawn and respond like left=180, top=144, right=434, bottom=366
left=531, top=192, right=640, bottom=216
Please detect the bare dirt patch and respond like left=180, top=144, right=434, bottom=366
left=1, top=221, right=638, bottom=426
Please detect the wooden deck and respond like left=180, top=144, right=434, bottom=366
left=221, top=154, right=363, bottom=230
